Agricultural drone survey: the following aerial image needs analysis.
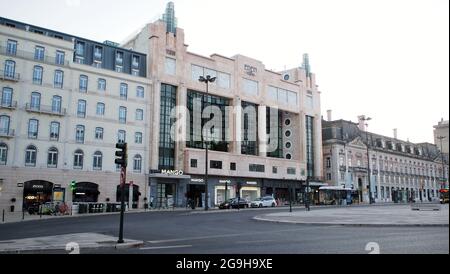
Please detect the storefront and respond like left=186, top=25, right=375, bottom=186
left=23, top=180, right=54, bottom=210
left=73, top=182, right=99, bottom=203
left=149, top=171, right=191, bottom=208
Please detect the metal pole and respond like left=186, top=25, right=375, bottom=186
left=2, top=209, right=4, bottom=222
left=118, top=167, right=126, bottom=244
left=365, top=129, right=373, bottom=204
left=289, top=185, right=292, bottom=213
left=438, top=136, right=446, bottom=189
left=204, top=82, right=209, bottom=211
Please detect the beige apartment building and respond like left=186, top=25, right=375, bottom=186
left=123, top=2, right=323, bottom=208
left=0, top=17, right=151, bottom=212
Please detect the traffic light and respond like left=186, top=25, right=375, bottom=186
left=70, top=181, right=76, bottom=191
left=115, top=142, right=128, bottom=168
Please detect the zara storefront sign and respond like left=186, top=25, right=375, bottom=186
left=161, top=170, right=184, bottom=176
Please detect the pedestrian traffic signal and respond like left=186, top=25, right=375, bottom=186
left=70, top=181, right=76, bottom=191
left=115, top=142, right=128, bottom=168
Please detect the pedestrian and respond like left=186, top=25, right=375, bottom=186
left=54, top=202, right=60, bottom=216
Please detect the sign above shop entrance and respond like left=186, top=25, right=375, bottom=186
left=161, top=169, right=184, bottom=176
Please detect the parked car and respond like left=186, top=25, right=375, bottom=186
left=251, top=197, right=277, bottom=208
left=231, top=197, right=251, bottom=209
left=218, top=199, right=234, bottom=209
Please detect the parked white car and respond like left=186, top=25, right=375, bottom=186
left=251, top=197, right=277, bottom=208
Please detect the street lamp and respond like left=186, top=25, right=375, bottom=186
left=361, top=116, right=374, bottom=204
left=199, top=75, right=216, bottom=211
left=437, top=136, right=446, bottom=189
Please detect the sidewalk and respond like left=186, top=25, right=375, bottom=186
left=254, top=204, right=449, bottom=227
left=0, top=233, right=143, bottom=254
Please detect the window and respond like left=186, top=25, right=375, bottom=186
left=306, top=96, right=313, bottom=109
left=75, top=41, right=85, bottom=56
left=116, top=51, right=123, bottom=64
left=94, top=46, right=103, bottom=60
left=34, top=46, right=45, bottom=61
left=1, top=87, right=13, bottom=107
left=306, top=116, right=315, bottom=177
left=119, top=106, right=127, bottom=123
left=286, top=153, right=292, bottom=160
left=25, top=145, right=37, bottom=167
left=98, top=79, right=106, bottom=91
left=273, top=166, right=278, bottom=174
left=79, top=75, right=88, bottom=92
left=267, top=86, right=278, bottom=101
left=287, top=168, right=296, bottom=175
left=326, top=157, right=331, bottom=168
left=6, top=40, right=17, bottom=55
left=0, top=115, right=10, bottom=135
left=33, top=66, right=43, bottom=85
left=249, top=164, right=265, bottom=172
left=191, top=65, right=204, bottom=81
left=230, top=162, right=236, bottom=171
left=132, top=55, right=140, bottom=68
left=191, top=159, right=198, bottom=168
left=287, top=91, right=298, bottom=106
left=0, top=143, right=7, bottom=165
left=28, top=119, right=39, bottom=139
left=50, top=122, right=60, bottom=141
left=118, top=130, right=126, bottom=143
left=267, top=86, right=298, bottom=106
left=210, top=160, right=223, bottom=169
left=135, top=132, right=143, bottom=144
left=47, top=147, right=58, bottom=168
left=243, top=79, right=258, bottom=96
left=30, top=92, right=41, bottom=110
left=95, top=127, right=104, bottom=140
left=165, top=57, right=176, bottom=75
left=4, top=60, right=15, bottom=78
left=96, top=103, right=105, bottom=116
left=135, top=109, right=144, bottom=121
left=93, top=151, right=102, bottom=170
left=77, top=100, right=86, bottom=118
left=218, top=72, right=231, bottom=89
left=51, top=96, right=62, bottom=113
left=55, top=51, right=65, bottom=65
left=133, top=155, right=142, bottom=172
left=120, top=83, right=128, bottom=99
left=76, top=125, right=85, bottom=143
left=326, top=173, right=332, bottom=180
left=73, top=149, right=84, bottom=169
left=136, top=86, right=144, bottom=98
left=54, top=70, right=64, bottom=88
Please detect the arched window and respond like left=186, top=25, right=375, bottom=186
left=0, top=143, right=8, bottom=165
left=4, top=60, right=15, bottom=78
left=33, top=66, right=43, bottom=85
left=25, top=145, right=37, bottom=166
left=93, top=151, right=102, bottom=170
left=54, top=70, right=64, bottom=88
left=74, top=149, right=84, bottom=169
left=51, top=96, right=62, bottom=113
left=133, top=155, right=142, bottom=173
left=47, top=147, right=58, bottom=168
left=1, top=87, right=13, bottom=107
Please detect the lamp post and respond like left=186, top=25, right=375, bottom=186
left=437, top=136, right=446, bottom=189
left=361, top=116, right=374, bottom=204
left=199, top=75, right=216, bottom=211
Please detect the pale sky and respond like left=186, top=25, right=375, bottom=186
left=1, top=0, right=448, bottom=144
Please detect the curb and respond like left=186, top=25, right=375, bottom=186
left=252, top=216, right=450, bottom=227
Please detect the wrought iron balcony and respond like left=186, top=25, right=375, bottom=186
left=0, top=46, right=69, bottom=66
left=0, top=70, right=20, bottom=82
left=25, top=103, right=67, bottom=116
left=0, top=101, right=17, bottom=109
left=0, top=129, right=15, bottom=138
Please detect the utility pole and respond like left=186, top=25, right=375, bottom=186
left=115, top=142, right=127, bottom=244
left=437, top=136, right=446, bottom=189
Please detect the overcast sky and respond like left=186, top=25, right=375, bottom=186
left=1, top=0, right=448, bottom=144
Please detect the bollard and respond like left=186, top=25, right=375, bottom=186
left=2, top=209, right=4, bottom=222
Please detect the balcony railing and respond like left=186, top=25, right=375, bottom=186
left=0, top=70, right=20, bottom=82
left=0, top=46, right=69, bottom=66
left=25, top=103, right=67, bottom=116
left=0, top=129, right=15, bottom=138
left=0, top=101, right=18, bottom=109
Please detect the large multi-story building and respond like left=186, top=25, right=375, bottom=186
left=0, top=17, right=151, bottom=211
left=123, top=2, right=323, bottom=208
left=322, top=114, right=449, bottom=203
left=0, top=2, right=323, bottom=211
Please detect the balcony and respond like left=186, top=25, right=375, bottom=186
left=0, top=46, right=69, bottom=66
left=25, top=103, right=67, bottom=116
left=0, top=70, right=20, bottom=82
left=0, top=129, right=15, bottom=138
left=0, top=101, right=18, bottom=110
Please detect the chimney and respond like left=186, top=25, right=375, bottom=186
left=327, top=110, right=332, bottom=121
left=358, top=115, right=366, bottom=131
left=393, top=128, right=398, bottom=139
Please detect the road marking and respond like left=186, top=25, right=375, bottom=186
left=235, top=239, right=276, bottom=244
left=140, top=245, right=192, bottom=250
left=147, top=227, right=319, bottom=244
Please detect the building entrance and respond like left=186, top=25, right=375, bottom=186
left=23, top=180, right=53, bottom=212
left=187, top=184, right=205, bottom=208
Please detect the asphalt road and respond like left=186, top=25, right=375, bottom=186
left=0, top=207, right=448, bottom=254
